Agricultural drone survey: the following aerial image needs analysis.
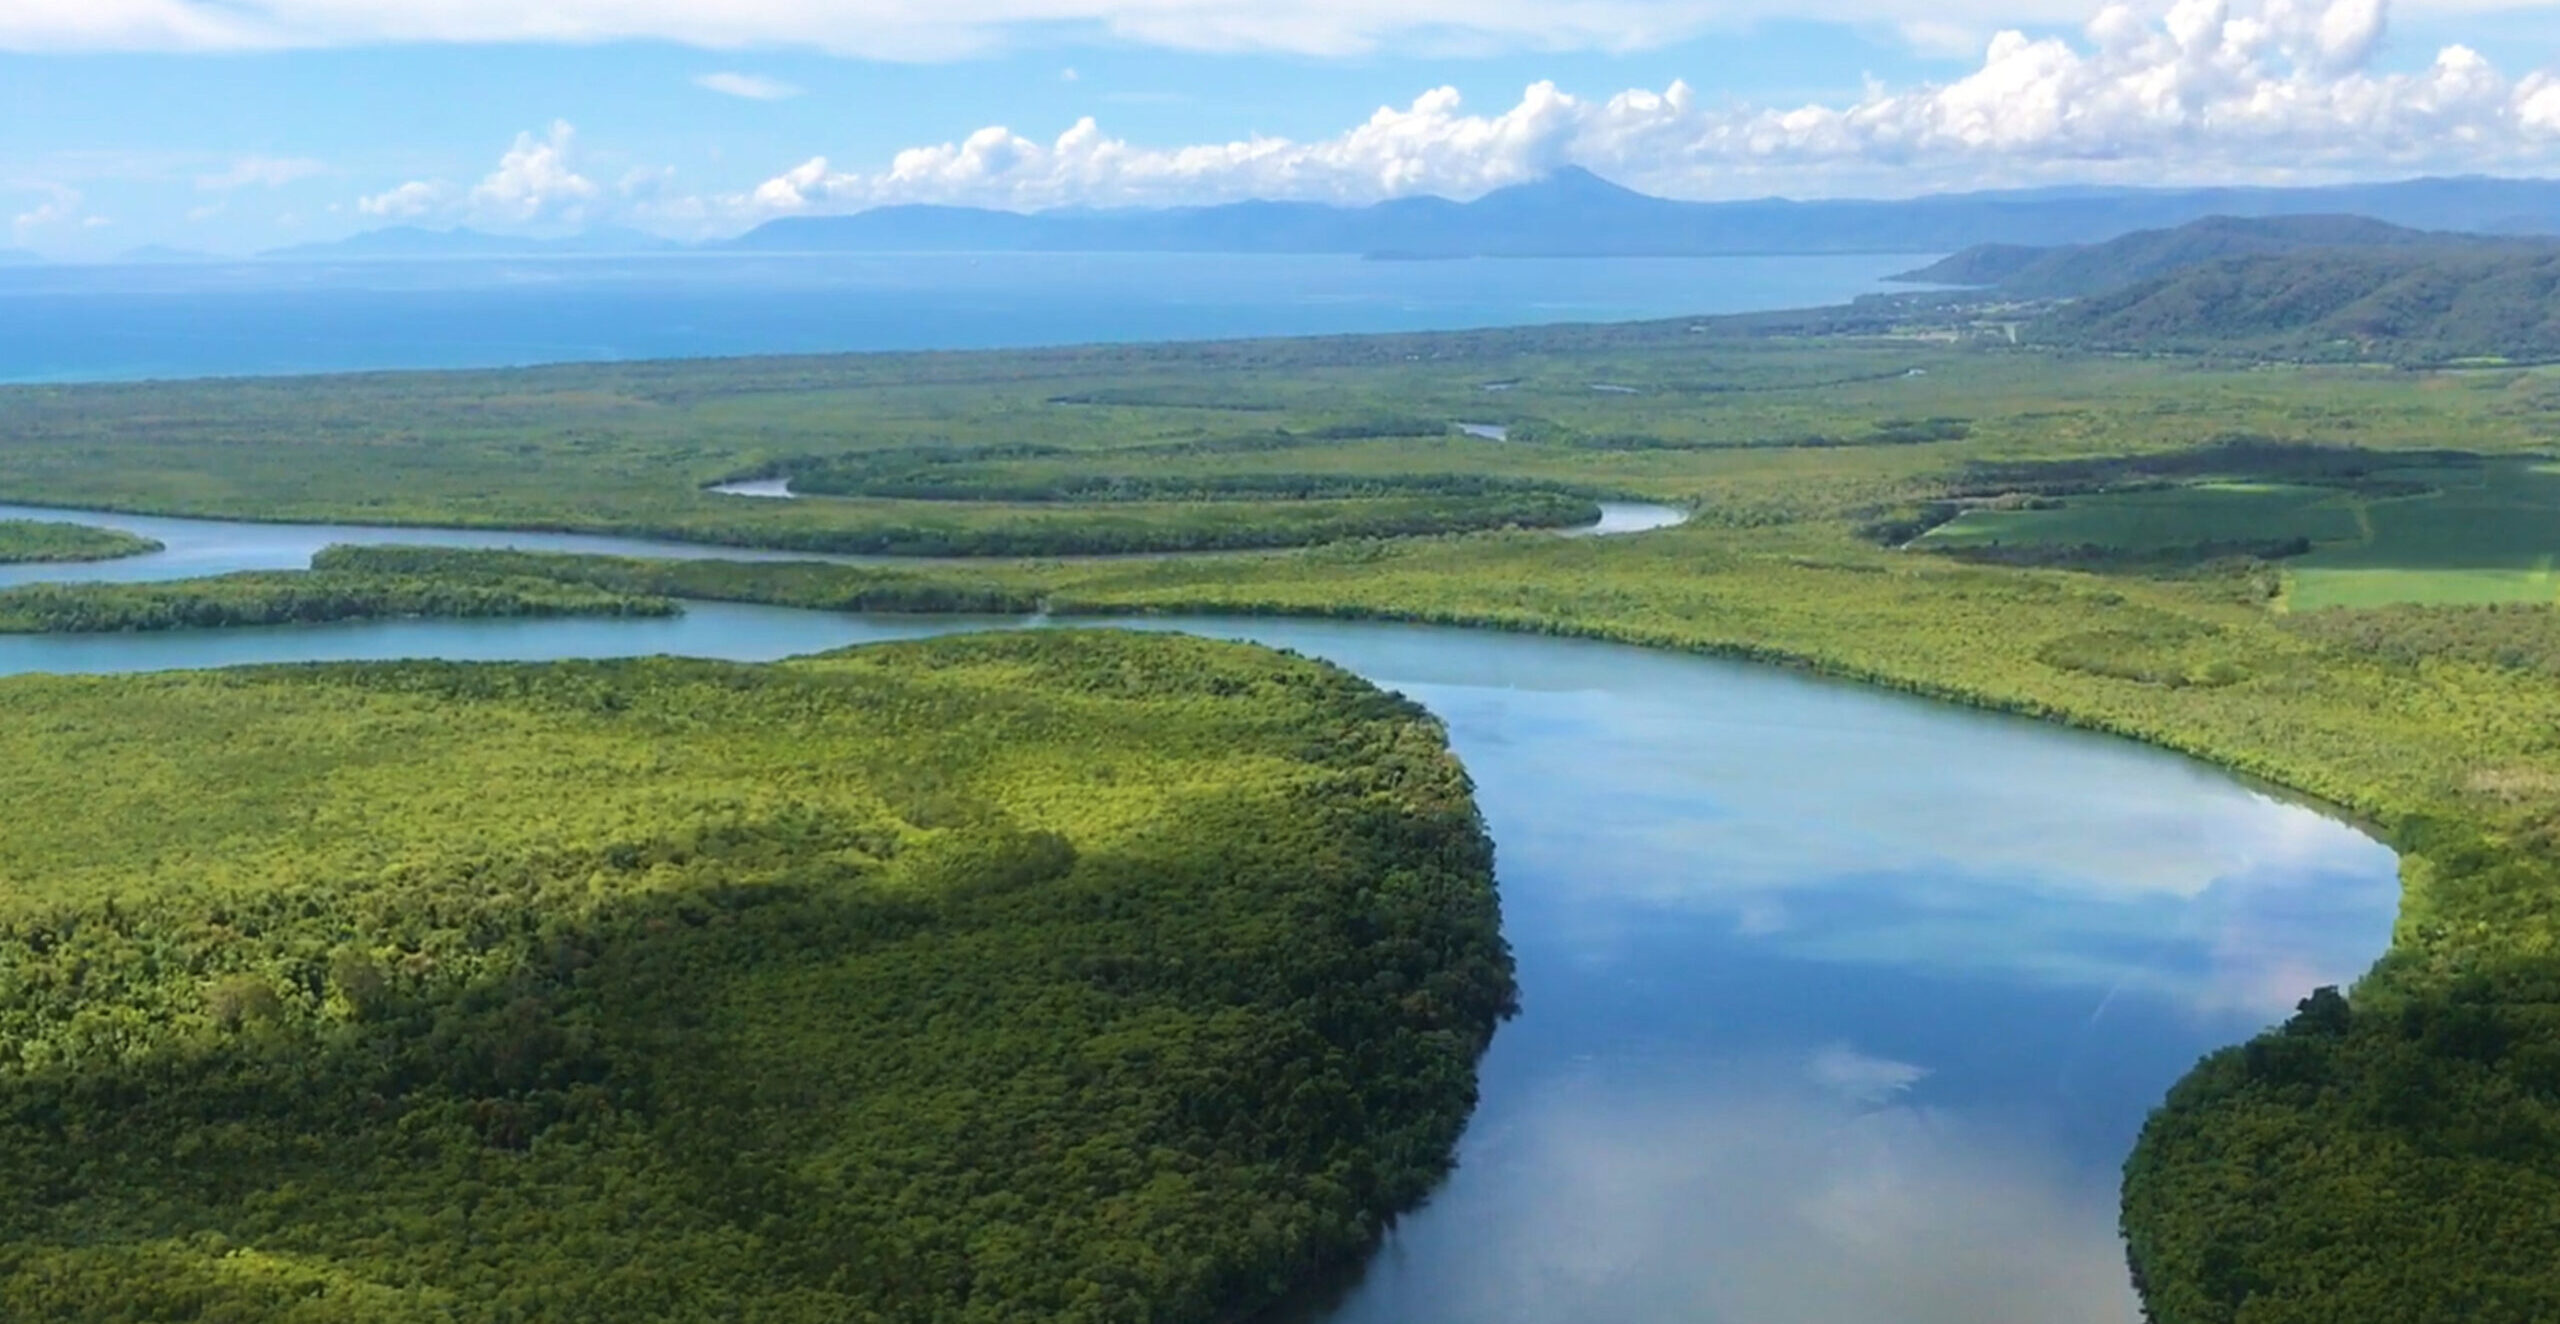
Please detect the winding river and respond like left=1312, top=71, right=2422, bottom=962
left=0, top=502, right=2397, bottom=1323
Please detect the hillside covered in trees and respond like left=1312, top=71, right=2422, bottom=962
left=0, top=631, right=1514, bottom=1322
left=2036, top=248, right=2560, bottom=363
left=1896, top=214, right=2517, bottom=299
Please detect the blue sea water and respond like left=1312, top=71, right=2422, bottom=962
left=0, top=251, right=1932, bottom=383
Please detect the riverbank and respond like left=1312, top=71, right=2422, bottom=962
left=0, top=523, right=2393, bottom=1323
left=332, top=525, right=2560, bottom=1318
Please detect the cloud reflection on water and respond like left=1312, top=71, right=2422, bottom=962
left=1263, top=632, right=2396, bottom=1324
left=1415, top=682, right=2395, bottom=1020
left=1318, top=1053, right=2141, bottom=1324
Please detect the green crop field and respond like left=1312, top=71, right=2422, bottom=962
left=2287, top=460, right=2560, bottom=608
left=1913, top=447, right=2560, bottom=611
left=1919, top=483, right=2362, bottom=552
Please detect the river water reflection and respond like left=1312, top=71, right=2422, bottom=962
left=0, top=518, right=2397, bottom=1323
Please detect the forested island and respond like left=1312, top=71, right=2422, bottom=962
left=0, top=519, right=160, bottom=564
left=0, top=570, right=677, bottom=632
left=0, top=631, right=1513, bottom=1320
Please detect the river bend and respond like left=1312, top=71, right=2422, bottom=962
left=0, top=505, right=2396, bottom=1324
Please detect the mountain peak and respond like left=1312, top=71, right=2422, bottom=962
left=1491, top=165, right=1643, bottom=201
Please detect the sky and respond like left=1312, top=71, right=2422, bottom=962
left=4, top=0, right=2559, bottom=256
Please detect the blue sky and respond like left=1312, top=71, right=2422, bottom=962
left=5, top=0, right=2558, bottom=257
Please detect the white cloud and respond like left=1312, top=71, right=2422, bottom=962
left=350, top=123, right=603, bottom=229
left=10, top=184, right=90, bottom=240
left=0, top=0, right=2547, bottom=60
left=738, top=0, right=2560, bottom=212
left=467, top=121, right=599, bottom=224
left=0, top=0, right=263, bottom=52
left=2523, top=73, right=2560, bottom=133
left=694, top=71, right=802, bottom=100
left=196, top=155, right=326, bottom=191
left=357, top=179, right=453, bottom=219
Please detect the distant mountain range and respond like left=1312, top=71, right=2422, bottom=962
left=196, top=170, right=2560, bottom=265
left=713, top=170, right=2560, bottom=259
left=115, top=245, right=224, bottom=265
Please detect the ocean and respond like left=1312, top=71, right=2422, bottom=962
left=0, top=250, right=1934, bottom=383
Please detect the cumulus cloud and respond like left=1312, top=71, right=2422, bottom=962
left=196, top=155, right=326, bottom=191
left=740, top=0, right=2560, bottom=213
left=351, top=123, right=603, bottom=227
left=358, top=179, right=453, bottom=219
left=469, top=122, right=599, bottom=224
left=2523, top=73, right=2560, bottom=133
left=694, top=71, right=803, bottom=100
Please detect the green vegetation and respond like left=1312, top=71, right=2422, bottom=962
left=22, top=322, right=2560, bottom=1320
left=683, top=491, right=1602, bottom=557
left=0, top=630, right=1512, bottom=1321
left=1913, top=444, right=2560, bottom=609
left=345, top=509, right=2560, bottom=1324
left=0, top=519, right=160, bottom=564
left=2282, top=601, right=2560, bottom=677
left=1920, top=483, right=2355, bottom=554
left=1899, top=214, right=2504, bottom=300
left=312, top=545, right=1046, bottom=615
left=0, top=569, right=678, bottom=633
left=2040, top=249, right=2560, bottom=365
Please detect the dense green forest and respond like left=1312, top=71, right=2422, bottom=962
left=0, top=631, right=1513, bottom=1321
left=0, top=570, right=678, bottom=633
left=2039, top=249, right=2560, bottom=364
left=0, top=519, right=160, bottom=564
left=1897, top=214, right=2518, bottom=299
left=15, top=322, right=2560, bottom=1319
left=312, top=546, right=1046, bottom=616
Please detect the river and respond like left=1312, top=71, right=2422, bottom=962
left=0, top=500, right=1688, bottom=585
left=0, top=507, right=2398, bottom=1323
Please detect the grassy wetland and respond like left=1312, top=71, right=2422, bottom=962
left=9, top=316, right=2560, bottom=1319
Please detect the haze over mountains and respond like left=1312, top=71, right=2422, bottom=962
left=65, top=169, right=2560, bottom=266
left=718, top=171, right=2560, bottom=260
left=258, top=226, right=685, bottom=261
left=27, top=165, right=2560, bottom=369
